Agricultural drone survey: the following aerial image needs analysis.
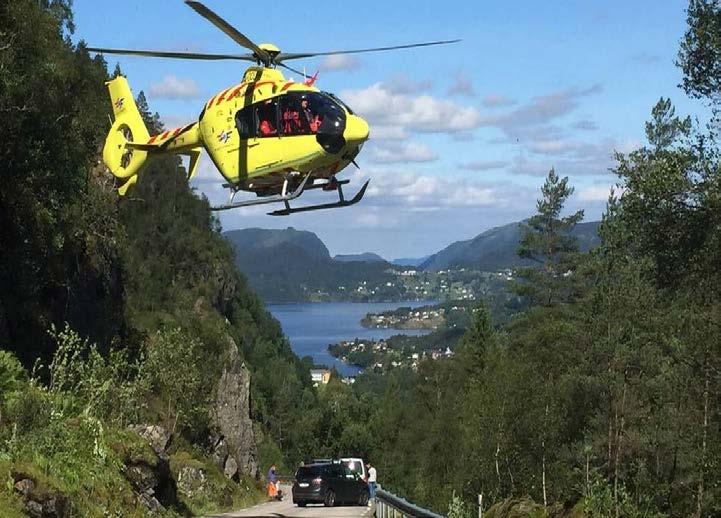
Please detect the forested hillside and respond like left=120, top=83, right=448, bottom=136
left=420, top=220, right=600, bottom=272
left=0, top=2, right=320, bottom=515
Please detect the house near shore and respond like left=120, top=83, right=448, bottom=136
left=310, top=369, right=331, bottom=385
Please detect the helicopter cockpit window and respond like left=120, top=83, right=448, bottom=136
left=255, top=98, right=279, bottom=138
left=278, top=92, right=345, bottom=137
left=235, top=104, right=255, bottom=139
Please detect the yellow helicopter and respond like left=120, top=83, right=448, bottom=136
left=90, top=1, right=459, bottom=215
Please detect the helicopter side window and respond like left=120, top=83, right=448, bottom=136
left=255, top=98, right=279, bottom=138
left=235, top=104, right=255, bottom=139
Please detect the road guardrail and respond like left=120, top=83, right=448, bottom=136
left=375, top=486, right=446, bottom=518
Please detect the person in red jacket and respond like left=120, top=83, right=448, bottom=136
left=258, top=99, right=277, bottom=136
left=259, top=118, right=276, bottom=136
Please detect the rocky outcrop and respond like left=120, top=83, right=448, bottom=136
left=211, top=336, right=259, bottom=480
left=128, top=424, right=172, bottom=458
left=122, top=424, right=177, bottom=512
left=12, top=473, right=70, bottom=518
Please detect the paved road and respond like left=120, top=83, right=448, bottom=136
left=205, top=485, right=375, bottom=518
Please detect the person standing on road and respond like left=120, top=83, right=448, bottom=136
left=366, top=461, right=377, bottom=504
left=267, top=464, right=279, bottom=499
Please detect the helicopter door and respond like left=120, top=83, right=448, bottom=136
left=234, top=98, right=286, bottom=182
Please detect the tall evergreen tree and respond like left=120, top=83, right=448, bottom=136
left=515, top=168, right=584, bottom=306
left=678, top=0, right=721, bottom=104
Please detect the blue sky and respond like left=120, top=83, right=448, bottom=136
left=72, top=0, right=706, bottom=259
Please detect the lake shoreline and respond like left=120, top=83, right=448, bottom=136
left=267, top=301, right=435, bottom=377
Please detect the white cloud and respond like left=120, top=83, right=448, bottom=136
left=319, top=54, right=361, bottom=71
left=381, top=74, right=433, bottom=94
left=448, top=74, right=476, bottom=97
left=341, top=82, right=482, bottom=133
left=460, top=160, right=508, bottom=171
left=149, top=75, right=201, bottom=99
left=486, top=85, right=603, bottom=135
left=358, top=167, right=531, bottom=210
left=370, top=125, right=408, bottom=140
left=370, top=142, right=437, bottom=164
left=481, top=94, right=516, bottom=108
left=573, top=119, right=599, bottom=131
left=578, top=184, right=615, bottom=202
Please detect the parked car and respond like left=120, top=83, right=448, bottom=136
left=292, top=462, right=369, bottom=507
left=340, top=457, right=367, bottom=481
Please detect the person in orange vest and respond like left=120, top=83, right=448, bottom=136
left=267, top=464, right=280, bottom=499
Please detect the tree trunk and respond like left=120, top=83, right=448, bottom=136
left=542, top=401, right=548, bottom=508
left=694, top=361, right=710, bottom=518
left=613, top=372, right=627, bottom=518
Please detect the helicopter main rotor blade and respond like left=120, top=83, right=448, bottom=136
left=276, top=39, right=461, bottom=62
left=184, top=1, right=270, bottom=65
left=87, top=47, right=256, bottom=61
left=278, top=62, right=307, bottom=77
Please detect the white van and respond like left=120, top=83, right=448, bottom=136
left=340, top=458, right=367, bottom=481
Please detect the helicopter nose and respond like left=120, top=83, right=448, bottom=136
left=344, top=115, right=370, bottom=146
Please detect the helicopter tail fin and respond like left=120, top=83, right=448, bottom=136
left=102, top=75, right=151, bottom=194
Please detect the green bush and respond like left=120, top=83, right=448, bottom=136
left=584, top=475, right=664, bottom=518
left=144, top=328, right=210, bottom=437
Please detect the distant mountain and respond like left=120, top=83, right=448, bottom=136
left=392, top=256, right=431, bottom=267
left=334, top=252, right=387, bottom=263
left=223, top=228, right=398, bottom=302
left=420, top=221, right=601, bottom=272
left=225, top=227, right=330, bottom=262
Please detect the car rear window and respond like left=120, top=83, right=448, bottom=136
left=343, top=459, right=363, bottom=475
left=296, top=465, right=324, bottom=478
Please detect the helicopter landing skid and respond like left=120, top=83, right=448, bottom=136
left=267, top=179, right=370, bottom=216
left=211, top=173, right=311, bottom=211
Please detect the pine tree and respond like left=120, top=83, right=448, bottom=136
left=515, top=168, right=584, bottom=306
left=135, top=90, right=164, bottom=135
left=455, top=303, right=493, bottom=379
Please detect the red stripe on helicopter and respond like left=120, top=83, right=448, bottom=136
left=172, top=127, right=182, bottom=137
left=281, top=82, right=294, bottom=92
left=247, top=81, right=275, bottom=92
left=161, top=131, right=170, bottom=140
left=206, top=95, right=217, bottom=108
left=148, top=135, right=158, bottom=144
left=225, top=82, right=247, bottom=101
left=215, top=87, right=233, bottom=105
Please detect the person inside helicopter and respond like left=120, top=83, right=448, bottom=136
left=299, top=96, right=320, bottom=133
left=282, top=102, right=300, bottom=135
left=278, top=93, right=323, bottom=136
left=257, top=98, right=278, bottom=136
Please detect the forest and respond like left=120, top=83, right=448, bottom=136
left=1, top=0, right=720, bottom=517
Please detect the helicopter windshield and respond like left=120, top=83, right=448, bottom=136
left=279, top=92, right=346, bottom=139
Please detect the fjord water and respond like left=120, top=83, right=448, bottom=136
left=267, top=302, right=432, bottom=376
